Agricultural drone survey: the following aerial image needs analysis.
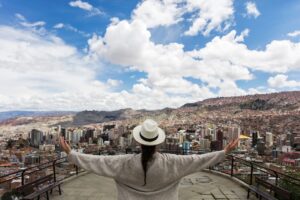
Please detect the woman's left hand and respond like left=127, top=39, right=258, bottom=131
left=60, top=136, right=72, bottom=154
left=224, top=138, right=239, bottom=154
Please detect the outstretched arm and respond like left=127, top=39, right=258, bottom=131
left=59, top=136, right=128, bottom=178
left=168, top=139, right=239, bottom=178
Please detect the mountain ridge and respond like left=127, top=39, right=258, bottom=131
left=0, top=111, right=75, bottom=122
left=1, top=91, right=300, bottom=129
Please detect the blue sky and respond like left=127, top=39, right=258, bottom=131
left=0, top=0, right=300, bottom=111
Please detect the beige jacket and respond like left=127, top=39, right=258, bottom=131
left=67, top=150, right=226, bottom=200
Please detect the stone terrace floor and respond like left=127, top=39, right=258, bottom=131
left=51, top=171, right=258, bottom=200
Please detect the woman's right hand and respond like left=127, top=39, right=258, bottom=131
left=60, top=136, right=72, bottom=155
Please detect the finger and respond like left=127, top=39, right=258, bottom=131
left=229, top=140, right=235, bottom=147
left=60, top=136, right=64, bottom=143
left=60, top=137, right=67, bottom=150
left=233, top=138, right=239, bottom=146
left=60, top=137, right=65, bottom=146
left=59, top=137, right=63, bottom=146
left=231, top=139, right=238, bottom=149
left=64, top=139, right=71, bottom=149
left=65, top=140, right=71, bottom=149
left=228, top=140, right=234, bottom=146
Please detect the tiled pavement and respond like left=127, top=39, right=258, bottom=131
left=51, top=171, right=258, bottom=200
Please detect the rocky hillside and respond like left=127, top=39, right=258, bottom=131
left=181, top=91, right=300, bottom=110
left=1, top=91, right=300, bottom=135
left=70, top=91, right=300, bottom=124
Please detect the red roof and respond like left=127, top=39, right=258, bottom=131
left=0, top=163, right=16, bottom=167
left=283, top=158, right=296, bottom=164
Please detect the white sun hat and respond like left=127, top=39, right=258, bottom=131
left=132, top=119, right=166, bottom=146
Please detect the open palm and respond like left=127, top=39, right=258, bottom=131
left=60, top=136, right=72, bottom=154
left=224, top=138, right=239, bottom=154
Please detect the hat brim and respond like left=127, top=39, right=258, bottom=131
left=132, top=125, right=166, bottom=146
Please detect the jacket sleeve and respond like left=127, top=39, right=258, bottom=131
left=67, top=150, right=129, bottom=179
left=169, top=150, right=226, bottom=178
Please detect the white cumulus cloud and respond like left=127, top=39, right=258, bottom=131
left=0, top=25, right=112, bottom=111
left=69, top=0, right=104, bottom=16
left=53, top=23, right=90, bottom=37
left=132, top=0, right=234, bottom=36
left=132, top=0, right=184, bottom=28
left=87, top=20, right=253, bottom=99
left=15, top=13, right=26, bottom=21
left=15, top=13, right=46, bottom=28
left=69, top=0, right=92, bottom=11
left=2, top=1, right=300, bottom=111
left=88, top=17, right=300, bottom=101
left=245, top=2, right=260, bottom=18
left=107, top=79, right=123, bottom=87
left=184, top=0, right=234, bottom=36
left=0, top=25, right=214, bottom=111
left=287, top=30, right=300, bottom=37
left=191, top=30, right=300, bottom=73
left=53, top=23, right=64, bottom=29
left=268, top=74, right=300, bottom=88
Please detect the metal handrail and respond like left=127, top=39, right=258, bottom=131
left=229, top=155, right=300, bottom=184
left=0, top=157, right=66, bottom=179
left=1, top=150, right=299, bottom=188
left=0, top=150, right=99, bottom=185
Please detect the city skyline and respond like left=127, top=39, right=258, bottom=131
left=0, top=0, right=300, bottom=111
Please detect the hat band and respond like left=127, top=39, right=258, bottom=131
left=139, top=132, right=159, bottom=142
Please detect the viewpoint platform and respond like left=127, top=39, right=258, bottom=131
left=51, top=171, right=258, bottom=200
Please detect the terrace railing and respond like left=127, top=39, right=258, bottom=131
left=0, top=150, right=101, bottom=194
left=211, top=155, right=300, bottom=200
left=160, top=148, right=300, bottom=199
left=1, top=149, right=299, bottom=199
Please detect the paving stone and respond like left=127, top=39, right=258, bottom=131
left=192, top=195, right=215, bottom=200
left=213, top=194, right=226, bottom=199
left=225, top=194, right=240, bottom=199
left=221, top=190, right=236, bottom=195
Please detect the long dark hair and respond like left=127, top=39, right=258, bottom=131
left=141, top=145, right=156, bottom=186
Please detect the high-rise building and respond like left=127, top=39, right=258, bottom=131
left=85, top=129, right=94, bottom=141
left=252, top=131, right=258, bottom=147
left=265, top=132, right=273, bottom=147
left=66, top=130, right=72, bottom=141
left=178, top=130, right=185, bottom=144
left=216, top=130, right=224, bottom=150
left=61, top=128, right=66, bottom=138
left=211, top=141, right=221, bottom=151
left=182, top=141, right=191, bottom=154
left=257, top=140, right=265, bottom=155
left=98, top=137, right=104, bottom=147
left=199, top=138, right=210, bottom=151
left=101, top=130, right=109, bottom=142
left=71, top=129, right=83, bottom=144
left=30, top=129, right=43, bottom=147
left=210, top=128, right=216, bottom=141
